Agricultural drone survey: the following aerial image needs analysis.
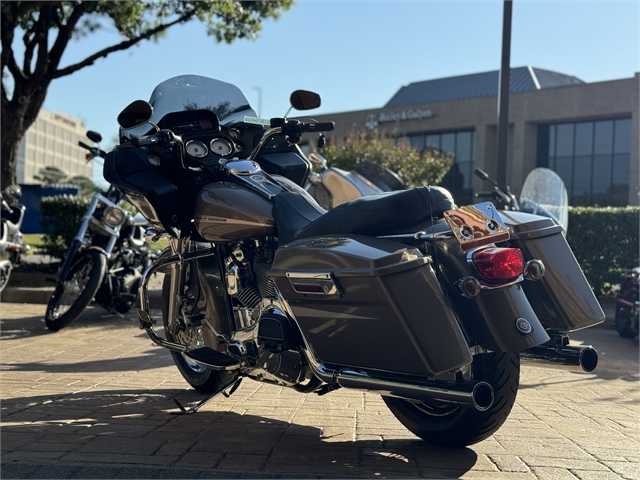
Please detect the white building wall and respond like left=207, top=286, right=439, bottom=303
left=16, top=110, right=92, bottom=185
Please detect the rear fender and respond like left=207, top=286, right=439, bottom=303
left=434, top=237, right=549, bottom=352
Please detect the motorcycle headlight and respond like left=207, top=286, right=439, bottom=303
left=103, top=206, right=126, bottom=228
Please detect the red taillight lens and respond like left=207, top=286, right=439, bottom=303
left=471, top=247, right=525, bottom=283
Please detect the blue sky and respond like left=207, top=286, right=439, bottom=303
left=27, top=0, right=639, bottom=184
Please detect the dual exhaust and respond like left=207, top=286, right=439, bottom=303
left=520, top=344, right=598, bottom=373
left=306, top=343, right=597, bottom=413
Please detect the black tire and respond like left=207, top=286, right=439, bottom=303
left=615, top=303, right=639, bottom=339
left=162, top=274, right=235, bottom=393
left=383, top=352, right=520, bottom=447
left=0, top=262, right=11, bottom=293
left=45, top=250, right=106, bottom=331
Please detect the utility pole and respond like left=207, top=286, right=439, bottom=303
left=496, top=0, right=512, bottom=189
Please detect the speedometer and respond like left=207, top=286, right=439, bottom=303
left=185, top=140, right=208, bottom=158
left=210, top=138, right=234, bottom=157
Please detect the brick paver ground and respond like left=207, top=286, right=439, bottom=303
left=1, top=300, right=638, bottom=479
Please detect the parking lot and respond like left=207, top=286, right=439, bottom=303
left=1, top=300, right=638, bottom=479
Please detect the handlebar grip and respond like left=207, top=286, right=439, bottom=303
left=475, top=192, right=495, bottom=198
left=304, top=122, right=334, bottom=133
left=78, top=141, right=93, bottom=151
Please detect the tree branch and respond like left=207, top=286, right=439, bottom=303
left=53, top=11, right=196, bottom=79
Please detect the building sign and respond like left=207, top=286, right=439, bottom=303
left=365, top=108, right=435, bottom=130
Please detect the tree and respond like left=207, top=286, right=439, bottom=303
left=34, top=165, right=67, bottom=185
left=1, top=0, right=294, bottom=188
left=67, top=175, right=100, bottom=197
left=320, top=130, right=454, bottom=189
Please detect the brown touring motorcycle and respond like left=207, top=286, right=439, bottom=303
left=103, top=75, right=604, bottom=447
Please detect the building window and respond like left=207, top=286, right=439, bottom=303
left=404, top=130, right=475, bottom=205
left=537, top=118, right=631, bottom=206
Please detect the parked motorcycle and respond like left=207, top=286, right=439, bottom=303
left=474, top=167, right=569, bottom=231
left=45, top=131, right=156, bottom=331
left=305, top=152, right=404, bottom=210
left=614, top=267, right=639, bottom=338
left=103, top=75, right=604, bottom=447
left=0, top=185, right=30, bottom=292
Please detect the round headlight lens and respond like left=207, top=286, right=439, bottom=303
left=103, top=206, right=126, bottom=228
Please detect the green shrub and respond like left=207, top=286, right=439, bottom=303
left=321, top=130, right=453, bottom=188
left=566, top=206, right=639, bottom=298
left=39, top=195, right=90, bottom=260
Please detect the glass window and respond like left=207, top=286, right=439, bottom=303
left=573, top=155, right=592, bottom=205
left=594, top=120, right=613, bottom=155
left=612, top=153, right=630, bottom=206
left=440, top=133, right=455, bottom=154
left=556, top=123, right=574, bottom=156
left=574, top=122, right=593, bottom=156
left=536, top=118, right=630, bottom=206
left=614, top=118, right=631, bottom=153
left=409, top=134, right=424, bottom=151
left=555, top=157, right=573, bottom=194
left=592, top=155, right=612, bottom=195
left=456, top=132, right=472, bottom=162
left=425, top=135, right=440, bottom=149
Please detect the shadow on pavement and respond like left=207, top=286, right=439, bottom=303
left=2, top=389, right=480, bottom=479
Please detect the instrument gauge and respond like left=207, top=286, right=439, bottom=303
left=185, top=140, right=208, bottom=158
left=210, top=138, right=234, bottom=157
left=228, top=128, right=242, bottom=139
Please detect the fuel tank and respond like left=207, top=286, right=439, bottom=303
left=193, top=182, right=275, bottom=242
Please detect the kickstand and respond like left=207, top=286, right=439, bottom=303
left=172, top=378, right=243, bottom=415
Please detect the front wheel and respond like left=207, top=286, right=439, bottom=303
left=384, top=352, right=520, bottom=447
left=162, top=273, right=235, bottom=393
left=0, top=262, right=12, bottom=293
left=45, top=249, right=106, bottom=331
left=615, top=303, right=639, bottom=339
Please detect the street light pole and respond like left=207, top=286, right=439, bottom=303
left=253, top=86, right=263, bottom=118
left=496, top=0, right=512, bottom=189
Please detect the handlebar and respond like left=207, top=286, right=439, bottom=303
left=78, top=140, right=107, bottom=159
left=303, top=122, right=334, bottom=133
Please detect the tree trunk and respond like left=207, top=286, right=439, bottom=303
left=1, top=79, right=51, bottom=189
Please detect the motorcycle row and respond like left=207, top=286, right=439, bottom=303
left=4, top=74, right=637, bottom=448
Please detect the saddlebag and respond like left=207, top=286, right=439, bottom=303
left=501, top=211, right=605, bottom=332
left=268, top=235, right=472, bottom=377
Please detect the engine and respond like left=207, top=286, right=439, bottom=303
left=224, top=238, right=308, bottom=387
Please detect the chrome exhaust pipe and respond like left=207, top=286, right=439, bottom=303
left=327, top=368, right=494, bottom=411
left=520, top=344, right=598, bottom=373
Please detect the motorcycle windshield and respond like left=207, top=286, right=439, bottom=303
left=122, top=75, right=257, bottom=137
left=520, top=168, right=569, bottom=231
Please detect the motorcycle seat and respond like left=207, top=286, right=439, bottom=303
left=273, top=186, right=455, bottom=245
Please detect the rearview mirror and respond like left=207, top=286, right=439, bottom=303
left=290, top=90, right=321, bottom=111
left=86, top=130, right=102, bottom=143
left=117, top=100, right=153, bottom=129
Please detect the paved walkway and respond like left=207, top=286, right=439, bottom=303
left=1, top=300, right=638, bottom=479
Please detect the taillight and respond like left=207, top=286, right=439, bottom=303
left=471, top=247, right=525, bottom=283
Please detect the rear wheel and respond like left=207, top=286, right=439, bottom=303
left=45, top=249, right=106, bottom=331
left=384, top=352, right=520, bottom=447
left=162, top=273, right=235, bottom=393
left=615, top=303, right=639, bottom=339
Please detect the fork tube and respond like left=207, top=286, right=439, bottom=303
left=167, top=238, right=189, bottom=328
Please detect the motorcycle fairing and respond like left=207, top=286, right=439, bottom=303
left=269, top=234, right=472, bottom=377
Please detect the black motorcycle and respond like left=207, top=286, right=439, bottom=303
left=615, top=267, right=639, bottom=338
left=0, top=185, right=30, bottom=292
left=45, top=131, right=155, bottom=331
left=103, top=75, right=604, bottom=447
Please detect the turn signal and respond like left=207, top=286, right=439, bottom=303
left=471, top=247, right=524, bottom=283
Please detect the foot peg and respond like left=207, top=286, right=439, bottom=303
left=183, top=347, right=241, bottom=371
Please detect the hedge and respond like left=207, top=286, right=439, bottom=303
left=39, top=195, right=90, bottom=260
left=566, top=206, right=639, bottom=298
